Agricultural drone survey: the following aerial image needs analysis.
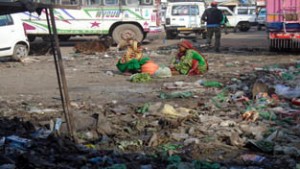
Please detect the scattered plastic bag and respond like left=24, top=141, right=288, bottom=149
left=154, top=66, right=172, bottom=78
left=159, top=91, right=193, bottom=99
left=130, top=73, right=151, bottom=83
left=192, top=160, right=220, bottom=169
left=275, top=84, right=300, bottom=99
left=240, top=154, right=266, bottom=163
left=136, top=103, right=150, bottom=114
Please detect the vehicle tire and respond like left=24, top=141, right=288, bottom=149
left=166, top=30, right=177, bottom=39
left=42, top=36, right=51, bottom=42
left=239, top=23, right=250, bottom=32
left=12, top=44, right=29, bottom=61
left=112, top=24, right=143, bottom=44
left=58, top=35, right=71, bottom=41
left=28, top=35, right=36, bottom=42
left=202, top=32, right=207, bottom=39
left=257, top=25, right=262, bottom=31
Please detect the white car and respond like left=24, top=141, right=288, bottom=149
left=0, top=13, right=29, bottom=61
left=164, top=1, right=206, bottom=39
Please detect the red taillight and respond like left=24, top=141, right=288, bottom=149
left=22, top=22, right=27, bottom=36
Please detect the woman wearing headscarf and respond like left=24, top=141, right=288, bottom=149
left=170, top=40, right=208, bottom=75
left=116, top=39, right=150, bottom=74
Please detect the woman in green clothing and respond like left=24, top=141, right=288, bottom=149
left=170, top=40, right=208, bottom=76
left=116, top=39, right=149, bottom=74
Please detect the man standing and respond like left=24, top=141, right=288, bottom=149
left=201, top=1, right=223, bottom=52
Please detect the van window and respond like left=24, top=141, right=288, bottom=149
left=221, top=9, right=232, bottom=16
left=172, top=5, right=199, bottom=15
left=237, top=9, right=248, bottom=15
left=0, top=15, right=13, bottom=27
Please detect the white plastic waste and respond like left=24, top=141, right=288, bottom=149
left=274, top=84, right=300, bottom=99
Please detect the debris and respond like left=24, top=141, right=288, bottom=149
left=198, top=80, right=223, bottom=88
left=160, top=104, right=190, bottom=118
left=130, top=73, right=152, bottom=83
left=240, top=154, right=266, bottom=163
left=74, top=40, right=110, bottom=54
left=242, top=110, right=259, bottom=122
left=159, top=91, right=193, bottom=99
left=153, top=66, right=172, bottom=78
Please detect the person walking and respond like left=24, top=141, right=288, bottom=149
left=201, top=1, right=223, bottom=52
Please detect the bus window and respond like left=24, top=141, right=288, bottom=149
left=126, top=0, right=139, bottom=5
left=86, top=0, right=101, bottom=5
left=104, top=0, right=119, bottom=5
left=140, top=0, right=152, bottom=5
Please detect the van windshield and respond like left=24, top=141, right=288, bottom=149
left=259, top=8, right=266, bottom=15
left=172, top=5, right=199, bottom=15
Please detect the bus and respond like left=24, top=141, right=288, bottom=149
left=21, top=0, right=162, bottom=44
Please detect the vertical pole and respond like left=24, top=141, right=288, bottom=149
left=46, top=7, right=76, bottom=141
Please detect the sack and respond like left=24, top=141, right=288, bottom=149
left=153, top=67, right=172, bottom=78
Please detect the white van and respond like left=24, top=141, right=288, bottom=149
left=218, top=6, right=256, bottom=32
left=0, top=13, right=29, bottom=61
left=164, top=1, right=206, bottom=39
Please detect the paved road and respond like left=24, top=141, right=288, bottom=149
left=142, top=28, right=268, bottom=51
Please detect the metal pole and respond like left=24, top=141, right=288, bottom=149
left=47, top=7, right=76, bottom=141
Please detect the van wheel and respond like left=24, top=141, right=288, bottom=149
left=12, top=44, right=28, bottom=61
left=239, top=23, right=250, bottom=32
left=112, top=24, right=143, bottom=44
left=166, top=30, right=177, bottom=39
left=202, top=32, right=207, bottom=39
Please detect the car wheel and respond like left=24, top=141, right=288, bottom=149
left=12, top=44, right=28, bottom=61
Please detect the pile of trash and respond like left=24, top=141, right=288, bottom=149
left=1, top=60, right=300, bottom=169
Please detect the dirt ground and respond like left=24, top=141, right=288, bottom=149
left=0, top=29, right=298, bottom=104
left=0, top=28, right=300, bottom=168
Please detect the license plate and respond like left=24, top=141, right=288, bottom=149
left=178, top=28, right=193, bottom=31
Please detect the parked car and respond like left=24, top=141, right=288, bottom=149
left=0, top=13, right=29, bottom=61
left=164, top=1, right=206, bottom=39
left=256, top=7, right=266, bottom=30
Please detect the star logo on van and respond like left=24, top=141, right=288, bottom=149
left=91, top=21, right=100, bottom=28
